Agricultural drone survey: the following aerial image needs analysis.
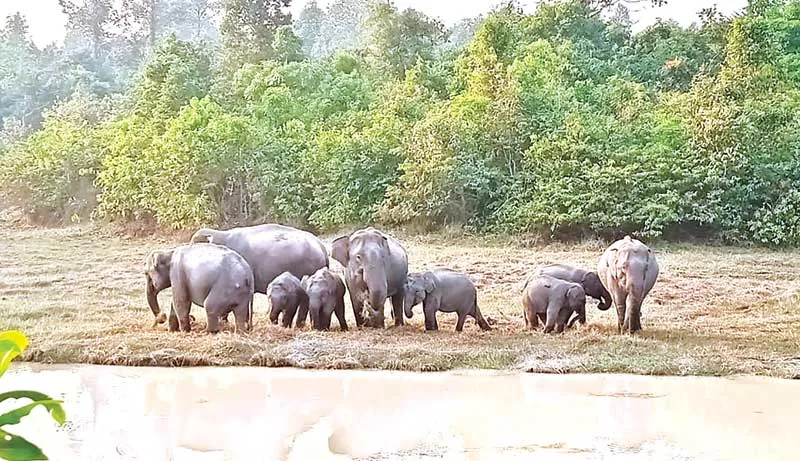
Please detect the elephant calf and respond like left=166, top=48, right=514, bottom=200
left=302, top=268, right=348, bottom=331
left=522, top=275, right=586, bottom=334
left=144, top=243, right=254, bottom=333
left=533, top=263, right=611, bottom=313
left=403, top=269, right=491, bottom=332
left=267, top=272, right=309, bottom=328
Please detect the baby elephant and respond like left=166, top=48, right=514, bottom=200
left=144, top=243, right=254, bottom=333
left=301, top=268, right=347, bottom=331
left=533, top=263, right=611, bottom=312
left=522, top=275, right=586, bottom=334
left=403, top=269, right=491, bottom=332
left=267, top=272, right=309, bottom=328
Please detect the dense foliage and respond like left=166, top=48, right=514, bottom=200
left=3, top=0, right=800, bottom=245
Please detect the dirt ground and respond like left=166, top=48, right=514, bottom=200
left=1, top=222, right=799, bottom=377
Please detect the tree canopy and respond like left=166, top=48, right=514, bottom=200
left=4, top=0, right=800, bottom=246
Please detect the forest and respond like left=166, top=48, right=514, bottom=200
left=1, top=0, right=800, bottom=246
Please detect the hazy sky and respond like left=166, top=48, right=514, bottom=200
left=2, top=0, right=748, bottom=48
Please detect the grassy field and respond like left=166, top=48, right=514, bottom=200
left=1, top=220, right=799, bottom=378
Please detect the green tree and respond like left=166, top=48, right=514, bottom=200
left=365, top=1, right=446, bottom=78
left=294, top=0, right=324, bottom=57
left=272, top=25, right=304, bottom=63
left=220, top=0, right=292, bottom=65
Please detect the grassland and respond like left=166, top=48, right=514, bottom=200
left=1, top=218, right=799, bottom=378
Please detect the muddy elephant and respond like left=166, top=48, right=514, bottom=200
left=331, top=227, right=409, bottom=328
left=533, top=264, right=612, bottom=311
left=144, top=243, right=254, bottom=333
left=190, top=224, right=328, bottom=294
left=403, top=269, right=491, bottom=332
left=267, top=272, right=309, bottom=328
left=522, top=275, right=586, bottom=334
left=301, top=268, right=347, bottom=331
left=597, top=236, right=659, bottom=334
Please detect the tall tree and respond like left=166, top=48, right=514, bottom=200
left=0, top=13, right=44, bottom=131
left=59, top=0, right=118, bottom=57
left=294, top=0, right=324, bottom=57
left=366, top=1, right=446, bottom=78
left=220, top=0, right=292, bottom=65
left=319, top=0, right=369, bottom=56
left=272, top=25, right=303, bottom=62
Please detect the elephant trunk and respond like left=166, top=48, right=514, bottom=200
left=404, top=296, right=414, bottom=319
left=146, top=276, right=166, bottom=324
left=597, top=285, right=613, bottom=311
left=364, top=267, right=388, bottom=325
left=310, top=309, right=321, bottom=330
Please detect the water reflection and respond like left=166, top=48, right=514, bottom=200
left=1, top=364, right=797, bottom=460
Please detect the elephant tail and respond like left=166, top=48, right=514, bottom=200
left=473, top=300, right=492, bottom=331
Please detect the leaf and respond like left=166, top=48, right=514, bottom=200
left=0, top=331, right=28, bottom=377
left=0, top=398, right=66, bottom=427
left=0, top=428, right=48, bottom=461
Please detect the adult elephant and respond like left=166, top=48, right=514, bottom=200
left=331, top=227, right=408, bottom=328
left=144, top=243, right=254, bottom=333
left=597, top=236, right=660, bottom=334
left=190, top=224, right=329, bottom=294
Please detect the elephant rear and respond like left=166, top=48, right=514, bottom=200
left=597, top=236, right=659, bottom=333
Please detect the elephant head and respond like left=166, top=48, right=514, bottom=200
left=332, top=228, right=390, bottom=325
left=190, top=228, right=225, bottom=244
left=143, top=250, right=174, bottom=325
left=403, top=272, right=437, bottom=319
left=582, top=271, right=612, bottom=311
left=564, top=284, right=586, bottom=329
left=302, top=270, right=339, bottom=331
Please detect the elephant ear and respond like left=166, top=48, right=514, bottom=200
left=144, top=251, right=159, bottom=274
left=422, top=271, right=437, bottom=294
left=156, top=250, right=173, bottom=268
left=300, top=275, right=311, bottom=292
left=331, top=236, right=350, bottom=266
left=566, top=285, right=584, bottom=301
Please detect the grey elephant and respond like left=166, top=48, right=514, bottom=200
left=144, top=243, right=254, bottom=333
left=301, top=268, right=347, bottom=331
left=597, top=236, right=659, bottom=334
left=521, top=275, right=586, bottom=334
left=533, top=263, right=612, bottom=311
left=267, top=272, right=309, bottom=328
left=403, top=269, right=491, bottom=332
left=331, top=227, right=408, bottom=328
left=190, top=224, right=328, bottom=294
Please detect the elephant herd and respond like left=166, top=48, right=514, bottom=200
left=143, top=224, right=660, bottom=335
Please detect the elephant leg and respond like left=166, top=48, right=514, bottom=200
left=232, top=301, right=251, bottom=333
left=625, top=292, right=643, bottom=333
left=295, top=296, right=309, bottom=328
left=269, top=305, right=281, bottom=325
left=391, top=294, right=405, bottom=327
left=168, top=304, right=179, bottom=332
left=282, top=304, right=298, bottom=329
left=423, top=300, right=439, bottom=331
left=205, top=310, right=221, bottom=334
left=611, top=289, right=628, bottom=334
left=523, top=298, right=537, bottom=330
left=544, top=301, right=560, bottom=334
left=455, top=312, right=467, bottom=332
left=335, top=298, right=348, bottom=331
left=173, top=295, right=192, bottom=333
left=349, top=290, right=365, bottom=327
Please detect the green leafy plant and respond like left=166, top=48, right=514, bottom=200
left=0, top=331, right=66, bottom=461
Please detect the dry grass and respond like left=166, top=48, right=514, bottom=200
left=1, top=221, right=799, bottom=378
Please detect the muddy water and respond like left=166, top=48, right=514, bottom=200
left=1, top=365, right=797, bottom=461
